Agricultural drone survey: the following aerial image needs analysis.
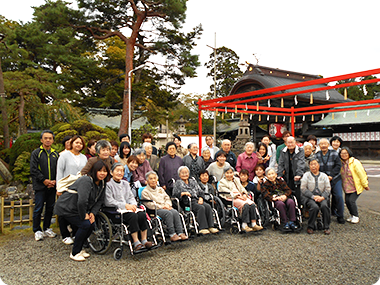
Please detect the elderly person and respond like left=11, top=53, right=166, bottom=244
left=81, top=140, right=115, bottom=175
left=173, top=166, right=219, bottom=235
left=142, top=133, right=158, bottom=155
left=329, top=136, right=343, bottom=153
left=142, top=142, right=160, bottom=173
left=301, top=158, right=331, bottom=235
left=215, top=139, right=237, bottom=168
left=141, top=171, right=188, bottom=242
left=173, top=134, right=188, bottom=158
left=315, top=138, right=345, bottom=224
left=340, top=147, right=369, bottom=224
left=236, top=142, right=259, bottom=181
left=201, top=135, right=219, bottom=159
left=303, top=142, right=315, bottom=171
left=158, top=142, right=183, bottom=196
left=277, top=136, right=306, bottom=204
left=261, top=168, right=298, bottom=231
left=183, top=143, right=205, bottom=181
left=219, top=167, right=263, bottom=232
left=133, top=148, right=153, bottom=187
left=201, top=148, right=214, bottom=169
left=261, top=135, right=276, bottom=169
left=105, top=163, right=153, bottom=252
left=198, top=169, right=216, bottom=201
left=206, top=151, right=232, bottom=181
left=55, top=160, right=109, bottom=261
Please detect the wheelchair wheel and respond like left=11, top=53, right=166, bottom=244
left=214, top=196, right=226, bottom=227
left=88, top=212, right=112, bottom=255
left=113, top=247, right=123, bottom=261
left=229, top=226, right=240, bottom=234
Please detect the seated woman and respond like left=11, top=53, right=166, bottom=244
left=198, top=169, right=215, bottom=201
left=206, top=151, right=232, bottom=181
left=173, top=166, right=219, bottom=235
left=81, top=140, right=115, bottom=175
left=54, top=160, right=109, bottom=261
left=261, top=168, right=298, bottom=231
left=300, top=158, right=331, bottom=235
left=105, top=163, right=153, bottom=252
left=239, top=169, right=260, bottom=204
left=141, top=171, right=188, bottom=242
left=219, top=167, right=263, bottom=232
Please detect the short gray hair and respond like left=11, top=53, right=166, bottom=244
left=134, top=148, right=146, bottom=156
left=319, top=138, right=330, bottom=145
left=111, top=162, right=124, bottom=172
left=244, top=142, right=255, bottom=151
left=265, top=167, right=276, bottom=176
left=178, top=166, right=190, bottom=176
left=142, top=142, right=152, bottom=150
left=145, top=171, right=158, bottom=180
left=286, top=136, right=296, bottom=143
left=95, top=140, right=112, bottom=154
left=222, top=139, right=231, bottom=145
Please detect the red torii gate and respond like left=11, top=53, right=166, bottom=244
left=197, top=68, right=380, bottom=153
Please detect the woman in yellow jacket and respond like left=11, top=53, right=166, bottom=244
left=340, top=147, right=370, bottom=224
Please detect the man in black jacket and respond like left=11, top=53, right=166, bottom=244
left=215, top=139, right=237, bottom=169
left=30, top=130, right=59, bottom=241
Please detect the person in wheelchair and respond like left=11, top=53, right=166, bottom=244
left=300, top=158, right=331, bottom=235
left=105, top=163, right=153, bottom=252
left=219, top=167, right=263, bottom=232
left=261, top=168, right=299, bottom=232
left=198, top=169, right=216, bottom=200
left=239, top=169, right=261, bottom=204
left=54, top=160, right=109, bottom=261
left=173, top=166, right=219, bottom=235
left=141, top=171, right=188, bottom=242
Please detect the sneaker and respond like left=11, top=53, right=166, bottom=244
left=70, top=252, right=86, bottom=261
left=283, top=223, right=290, bottom=231
left=199, top=229, right=210, bottom=235
left=35, top=231, right=44, bottom=241
left=242, top=226, right=253, bottom=232
left=208, top=227, right=219, bottom=234
left=251, top=224, right=263, bottom=231
left=62, top=237, right=74, bottom=245
left=351, top=216, right=359, bottom=224
left=346, top=216, right=353, bottom=223
left=43, top=228, right=57, bottom=238
left=170, top=234, right=181, bottom=242
left=79, top=250, right=90, bottom=258
left=289, top=221, right=298, bottom=231
left=179, top=233, right=188, bottom=241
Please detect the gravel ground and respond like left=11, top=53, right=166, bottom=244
left=1, top=208, right=380, bottom=285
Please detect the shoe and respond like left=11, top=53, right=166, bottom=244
left=283, top=223, right=290, bottom=231
left=79, top=250, right=90, bottom=258
left=337, top=217, right=346, bottom=224
left=43, top=228, right=57, bottom=238
left=199, top=229, right=210, bottom=235
left=62, top=237, right=74, bottom=245
left=346, top=216, right=353, bottom=223
left=324, top=229, right=331, bottom=235
left=133, top=244, right=145, bottom=252
left=351, top=216, right=359, bottom=224
left=307, top=228, right=314, bottom=234
left=143, top=241, right=153, bottom=249
left=209, top=228, right=219, bottom=234
left=242, top=226, right=253, bottom=232
left=179, top=233, right=188, bottom=240
left=289, top=221, right=298, bottom=231
left=170, top=234, right=181, bottom=242
left=251, top=224, right=263, bottom=231
left=35, top=231, right=44, bottom=241
left=70, top=252, right=86, bottom=261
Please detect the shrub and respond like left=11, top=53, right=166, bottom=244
left=9, top=133, right=41, bottom=170
left=12, top=151, right=31, bottom=184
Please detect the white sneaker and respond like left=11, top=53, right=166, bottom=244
left=346, top=216, right=353, bottom=223
left=70, top=252, right=86, bottom=262
left=79, top=250, right=90, bottom=258
left=62, top=237, right=74, bottom=245
left=35, top=231, right=44, bottom=241
left=43, top=228, right=57, bottom=238
left=351, top=216, right=360, bottom=224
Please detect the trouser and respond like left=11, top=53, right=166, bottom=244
left=331, top=180, right=345, bottom=219
left=64, top=215, right=95, bottom=256
left=58, top=216, right=77, bottom=239
left=191, top=201, right=214, bottom=230
left=33, top=188, right=56, bottom=232
left=305, top=199, right=330, bottom=230
left=122, top=211, right=148, bottom=234
left=157, top=209, right=183, bottom=236
left=241, top=203, right=258, bottom=224
left=345, top=192, right=360, bottom=217
left=274, top=198, right=296, bottom=224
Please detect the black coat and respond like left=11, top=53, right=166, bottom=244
left=30, top=146, right=59, bottom=191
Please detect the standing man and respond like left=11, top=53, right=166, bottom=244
left=276, top=131, right=291, bottom=163
left=201, top=136, right=219, bottom=159
left=315, top=138, right=345, bottom=224
left=277, top=136, right=306, bottom=203
left=215, top=139, right=237, bottom=169
left=183, top=143, right=205, bottom=181
left=261, top=135, right=276, bottom=169
left=30, top=130, right=59, bottom=241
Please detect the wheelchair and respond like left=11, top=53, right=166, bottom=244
left=87, top=206, right=160, bottom=261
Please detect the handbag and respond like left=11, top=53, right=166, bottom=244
left=56, top=172, right=82, bottom=195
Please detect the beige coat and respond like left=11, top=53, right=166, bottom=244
left=141, top=184, right=172, bottom=210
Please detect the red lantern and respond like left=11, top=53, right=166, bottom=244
left=269, top=123, right=287, bottom=138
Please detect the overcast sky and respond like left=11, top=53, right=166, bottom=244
left=2, top=0, right=379, bottom=95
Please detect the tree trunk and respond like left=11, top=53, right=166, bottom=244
left=19, top=91, right=27, bottom=135
left=0, top=57, right=10, bottom=148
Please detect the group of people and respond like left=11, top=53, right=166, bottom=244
left=30, top=129, right=369, bottom=261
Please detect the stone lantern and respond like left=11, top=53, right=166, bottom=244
left=174, top=115, right=188, bottom=135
